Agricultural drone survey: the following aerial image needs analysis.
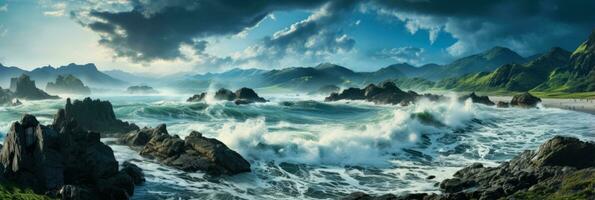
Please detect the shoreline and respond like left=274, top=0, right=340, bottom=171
left=490, top=96, right=595, bottom=115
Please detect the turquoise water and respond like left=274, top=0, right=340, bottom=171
left=0, top=93, right=594, bottom=199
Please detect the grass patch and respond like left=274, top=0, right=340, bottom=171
left=0, top=180, right=53, bottom=200
left=512, top=169, right=595, bottom=200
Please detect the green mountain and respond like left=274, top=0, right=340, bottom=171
left=534, top=30, right=595, bottom=92
left=437, top=30, right=595, bottom=93
left=437, top=47, right=571, bottom=92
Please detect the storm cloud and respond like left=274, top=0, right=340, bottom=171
left=370, top=0, right=595, bottom=56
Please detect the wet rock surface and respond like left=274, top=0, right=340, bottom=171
left=325, top=82, right=444, bottom=105
left=9, top=74, right=59, bottom=100
left=511, top=92, right=542, bottom=107
left=120, top=125, right=251, bottom=175
left=0, top=114, right=144, bottom=200
left=458, top=92, right=495, bottom=106
left=187, top=87, right=267, bottom=105
left=343, top=136, right=595, bottom=200
left=57, top=98, right=139, bottom=136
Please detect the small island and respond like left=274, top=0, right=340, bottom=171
left=46, top=74, right=91, bottom=95
left=126, top=85, right=159, bottom=94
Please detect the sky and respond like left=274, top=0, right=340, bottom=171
left=0, top=0, right=594, bottom=75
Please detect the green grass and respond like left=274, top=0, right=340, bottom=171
left=0, top=180, right=53, bottom=200
left=512, top=169, right=595, bottom=200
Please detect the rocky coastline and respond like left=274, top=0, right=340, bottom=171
left=342, top=136, right=595, bottom=200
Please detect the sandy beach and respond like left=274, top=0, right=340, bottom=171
left=490, top=96, right=595, bottom=115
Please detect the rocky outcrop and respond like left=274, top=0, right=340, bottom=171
left=496, top=101, right=510, bottom=108
left=45, top=75, right=91, bottom=95
left=56, top=98, right=139, bottom=136
left=126, top=85, right=158, bottom=94
left=510, top=92, right=542, bottom=107
left=458, top=92, right=495, bottom=106
left=120, top=124, right=251, bottom=175
left=9, top=74, right=59, bottom=100
left=187, top=88, right=268, bottom=105
left=0, top=114, right=144, bottom=199
left=343, top=136, right=595, bottom=200
left=325, top=82, right=443, bottom=106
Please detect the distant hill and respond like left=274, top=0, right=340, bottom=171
left=387, top=47, right=528, bottom=81
left=435, top=30, right=595, bottom=93
left=0, top=64, right=27, bottom=87
left=0, top=63, right=126, bottom=88
left=437, top=47, right=571, bottom=92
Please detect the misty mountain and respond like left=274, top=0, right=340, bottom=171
left=103, top=69, right=157, bottom=85
left=27, top=63, right=125, bottom=87
left=0, top=64, right=27, bottom=87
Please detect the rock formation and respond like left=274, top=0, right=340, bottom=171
left=0, top=114, right=144, bottom=199
left=58, top=98, right=139, bottom=136
left=45, top=74, right=91, bottom=95
left=511, top=92, right=542, bottom=107
left=496, top=101, right=510, bottom=108
left=9, top=74, right=59, bottom=100
left=126, top=85, right=159, bottom=94
left=342, top=136, right=595, bottom=200
left=187, top=88, right=268, bottom=105
left=325, top=82, right=443, bottom=105
left=458, top=92, right=495, bottom=106
left=120, top=124, right=251, bottom=175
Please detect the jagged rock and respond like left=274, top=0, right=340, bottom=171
left=496, top=101, right=510, bottom=108
left=58, top=98, right=139, bottom=136
left=121, top=126, right=250, bottom=175
left=458, top=92, right=495, bottom=106
left=9, top=74, right=59, bottom=100
left=343, top=136, right=595, bottom=200
left=214, top=88, right=236, bottom=101
left=187, top=88, right=268, bottom=105
left=121, top=162, right=145, bottom=185
left=0, top=114, right=144, bottom=199
left=325, top=82, right=440, bottom=105
left=45, top=75, right=91, bottom=95
left=510, top=92, right=542, bottom=107
left=126, top=85, right=158, bottom=94
left=234, top=87, right=267, bottom=104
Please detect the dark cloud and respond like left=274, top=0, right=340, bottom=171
left=369, top=0, right=595, bottom=56
left=78, top=0, right=334, bottom=62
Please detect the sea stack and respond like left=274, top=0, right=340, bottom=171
left=9, top=74, right=59, bottom=100
left=511, top=92, right=542, bottom=107
left=56, top=98, right=139, bottom=136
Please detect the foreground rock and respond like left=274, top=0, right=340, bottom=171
left=58, top=98, right=139, bottom=136
left=0, top=114, right=144, bottom=199
left=458, top=92, right=495, bottom=106
left=342, top=136, right=595, bottom=200
left=187, top=87, right=267, bottom=105
left=510, top=92, right=542, bottom=107
left=9, top=74, right=59, bottom=100
left=325, top=82, right=443, bottom=106
left=45, top=74, right=91, bottom=95
left=120, top=124, right=251, bottom=175
left=126, top=85, right=159, bottom=94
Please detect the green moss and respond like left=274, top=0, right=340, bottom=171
left=572, top=42, right=588, bottom=56
left=512, top=169, right=595, bottom=200
left=0, top=180, right=54, bottom=200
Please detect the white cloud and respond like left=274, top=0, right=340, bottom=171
left=43, top=2, right=67, bottom=17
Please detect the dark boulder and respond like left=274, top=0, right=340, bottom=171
left=58, top=98, right=139, bottom=136
left=531, top=136, right=595, bottom=169
left=9, top=74, right=59, bottom=100
left=214, top=88, right=236, bottom=101
left=187, top=88, right=268, bottom=105
left=121, top=126, right=250, bottom=175
left=458, top=92, right=495, bottom=106
left=0, top=114, right=144, bottom=199
left=496, top=101, right=510, bottom=108
left=187, top=93, right=206, bottom=102
left=325, top=82, right=435, bottom=105
left=510, top=92, right=541, bottom=107
left=234, top=87, right=267, bottom=104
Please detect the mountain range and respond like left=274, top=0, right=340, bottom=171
left=1, top=30, right=593, bottom=94
left=0, top=63, right=125, bottom=88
